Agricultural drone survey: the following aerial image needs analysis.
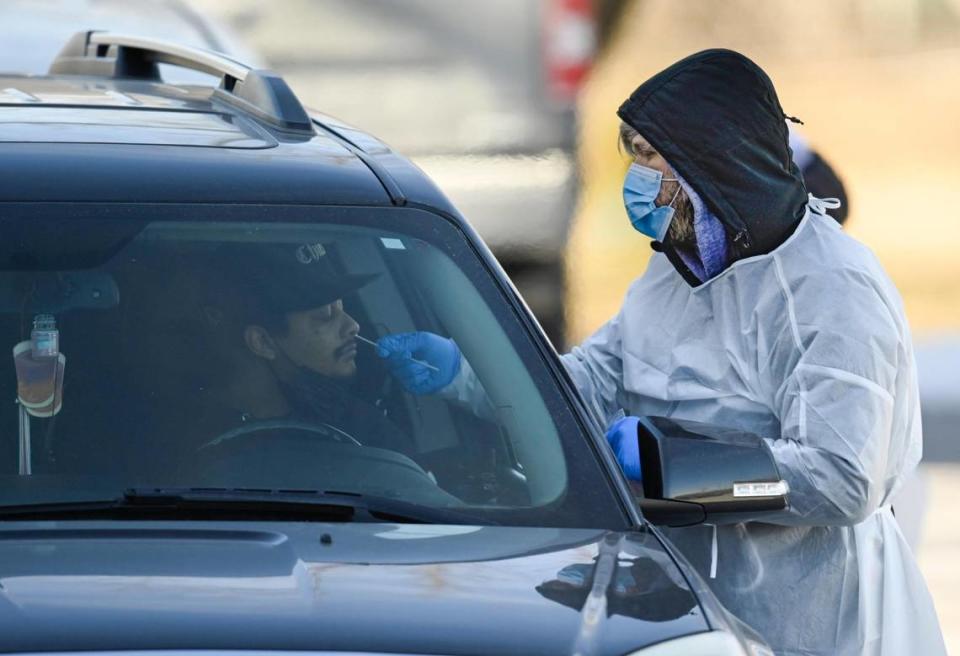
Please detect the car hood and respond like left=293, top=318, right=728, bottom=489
left=0, top=521, right=706, bottom=655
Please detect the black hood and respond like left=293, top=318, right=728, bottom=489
left=618, top=49, right=808, bottom=283
left=0, top=522, right=707, bottom=655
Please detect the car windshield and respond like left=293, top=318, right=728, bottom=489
left=0, top=204, right=623, bottom=528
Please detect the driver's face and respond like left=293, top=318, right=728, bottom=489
left=274, top=300, right=360, bottom=379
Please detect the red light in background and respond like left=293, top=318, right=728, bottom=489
left=544, top=0, right=597, bottom=106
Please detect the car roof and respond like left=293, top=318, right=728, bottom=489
left=0, top=33, right=458, bottom=213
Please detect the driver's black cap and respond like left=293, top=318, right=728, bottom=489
left=217, top=242, right=377, bottom=319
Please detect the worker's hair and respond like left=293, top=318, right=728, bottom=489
left=618, top=121, right=641, bottom=157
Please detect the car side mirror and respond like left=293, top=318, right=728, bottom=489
left=633, top=416, right=788, bottom=527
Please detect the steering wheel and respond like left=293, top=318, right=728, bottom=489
left=198, top=418, right=363, bottom=452
left=194, top=416, right=456, bottom=503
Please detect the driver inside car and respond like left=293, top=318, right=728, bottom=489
left=187, top=242, right=417, bottom=455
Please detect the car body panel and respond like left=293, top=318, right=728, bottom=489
left=0, top=75, right=474, bottom=211
left=0, top=521, right=707, bottom=655
left=0, top=107, right=273, bottom=148
left=0, top=140, right=387, bottom=205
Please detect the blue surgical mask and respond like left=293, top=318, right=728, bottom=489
left=623, top=163, right=681, bottom=241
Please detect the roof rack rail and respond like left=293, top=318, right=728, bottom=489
left=49, top=31, right=313, bottom=134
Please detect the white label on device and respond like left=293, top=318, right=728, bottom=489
left=733, top=481, right=790, bottom=498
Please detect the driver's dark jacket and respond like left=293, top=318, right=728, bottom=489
left=280, top=373, right=414, bottom=454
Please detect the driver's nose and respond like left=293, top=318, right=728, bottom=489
left=340, top=310, right=359, bottom=339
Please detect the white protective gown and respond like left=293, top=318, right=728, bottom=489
left=562, top=201, right=946, bottom=655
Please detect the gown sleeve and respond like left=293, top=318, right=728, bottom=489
left=759, top=265, right=921, bottom=527
left=560, top=309, right=627, bottom=429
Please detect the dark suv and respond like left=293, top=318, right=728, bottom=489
left=0, top=32, right=778, bottom=655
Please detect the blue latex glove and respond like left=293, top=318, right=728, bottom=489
left=605, top=415, right=643, bottom=482
left=377, top=331, right=462, bottom=395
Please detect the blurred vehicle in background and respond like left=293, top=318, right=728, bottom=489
left=0, top=0, right=262, bottom=80
left=193, top=0, right=600, bottom=347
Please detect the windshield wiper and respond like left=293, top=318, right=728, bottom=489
left=0, top=488, right=493, bottom=525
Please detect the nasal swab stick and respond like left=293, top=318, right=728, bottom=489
left=356, top=334, right=440, bottom=372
